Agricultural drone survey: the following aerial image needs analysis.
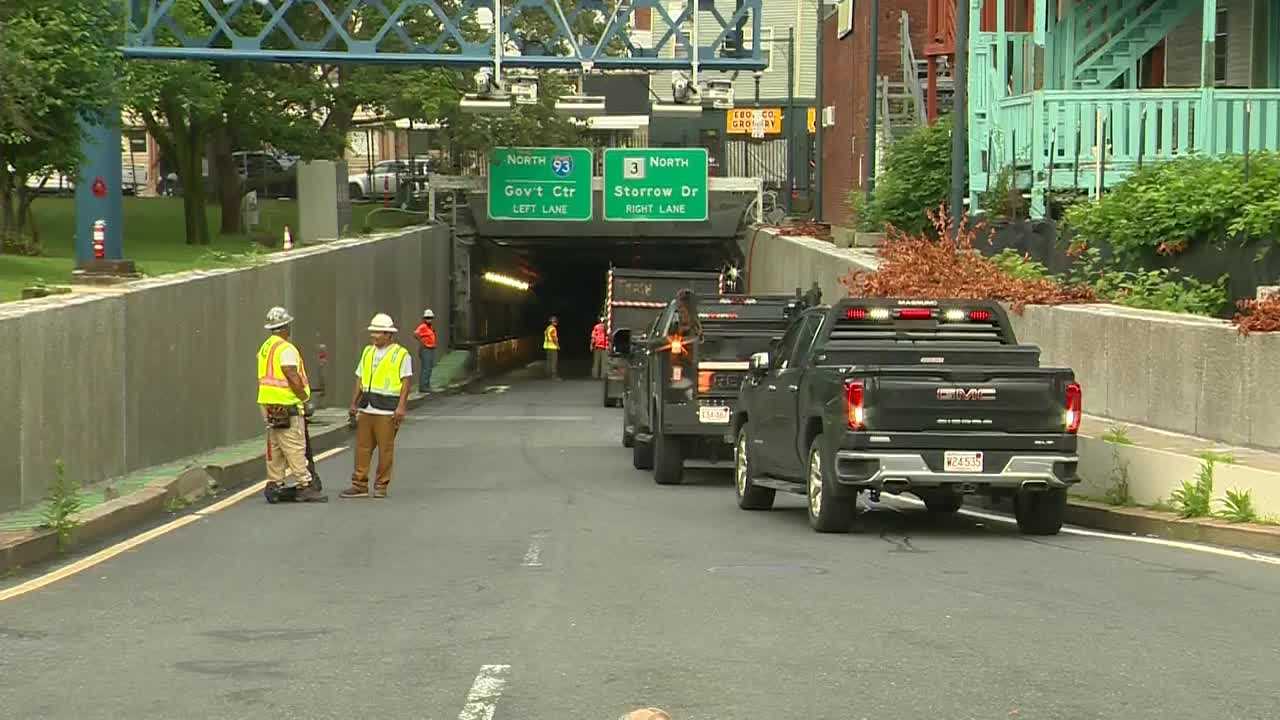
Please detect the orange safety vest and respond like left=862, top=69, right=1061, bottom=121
left=591, top=322, right=607, bottom=350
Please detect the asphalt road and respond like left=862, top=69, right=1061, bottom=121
left=3, top=369, right=1279, bottom=720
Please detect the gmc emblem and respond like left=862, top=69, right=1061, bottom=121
left=936, top=387, right=997, bottom=401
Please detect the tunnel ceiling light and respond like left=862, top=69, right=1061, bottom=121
left=483, top=271, right=530, bottom=291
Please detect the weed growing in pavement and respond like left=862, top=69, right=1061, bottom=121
left=164, top=495, right=192, bottom=514
left=1104, top=453, right=1135, bottom=507
left=1217, top=489, right=1259, bottom=523
left=1171, top=458, right=1216, bottom=518
left=1198, top=449, right=1236, bottom=464
left=1101, top=425, right=1133, bottom=445
left=1149, top=498, right=1179, bottom=514
left=41, top=460, right=82, bottom=551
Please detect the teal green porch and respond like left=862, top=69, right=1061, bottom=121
left=967, top=0, right=1280, bottom=217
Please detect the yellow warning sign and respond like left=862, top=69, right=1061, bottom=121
left=726, top=108, right=783, bottom=135
left=807, top=107, right=817, bottom=134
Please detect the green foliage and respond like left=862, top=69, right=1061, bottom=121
left=1216, top=489, right=1258, bottom=524
left=1066, top=247, right=1229, bottom=316
left=1198, top=449, right=1236, bottom=464
left=980, top=166, right=1024, bottom=220
left=41, top=460, right=83, bottom=551
left=859, top=116, right=954, bottom=235
left=991, top=249, right=1050, bottom=281
left=1170, top=458, right=1216, bottom=518
left=1104, top=450, right=1135, bottom=507
left=1101, top=424, right=1133, bottom=445
left=1065, top=154, right=1280, bottom=262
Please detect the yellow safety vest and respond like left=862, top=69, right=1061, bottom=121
left=358, top=343, right=408, bottom=411
left=257, top=335, right=310, bottom=407
left=543, top=324, right=559, bottom=350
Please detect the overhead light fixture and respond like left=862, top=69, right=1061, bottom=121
left=483, top=271, right=530, bottom=291
left=555, top=94, right=607, bottom=117
left=651, top=102, right=703, bottom=117
left=461, top=94, right=514, bottom=114
left=703, top=79, right=735, bottom=110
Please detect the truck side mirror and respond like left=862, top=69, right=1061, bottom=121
left=749, top=352, right=770, bottom=376
left=610, top=328, right=632, bottom=356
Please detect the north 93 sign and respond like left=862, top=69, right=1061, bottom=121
left=551, top=155, right=574, bottom=177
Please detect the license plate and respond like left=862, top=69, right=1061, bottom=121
left=944, top=451, right=984, bottom=473
left=698, top=405, right=732, bottom=424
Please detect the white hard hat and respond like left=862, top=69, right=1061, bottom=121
left=422, top=308, right=435, bottom=319
left=367, top=313, right=397, bottom=333
left=264, top=306, right=293, bottom=330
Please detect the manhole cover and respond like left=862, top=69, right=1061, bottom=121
left=706, top=564, right=829, bottom=577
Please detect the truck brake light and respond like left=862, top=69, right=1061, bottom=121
left=1064, top=382, right=1082, bottom=433
left=846, top=307, right=868, bottom=320
left=968, top=309, right=992, bottom=322
left=895, top=308, right=934, bottom=320
left=845, top=380, right=866, bottom=430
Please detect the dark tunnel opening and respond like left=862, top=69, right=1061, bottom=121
left=477, top=239, right=742, bottom=379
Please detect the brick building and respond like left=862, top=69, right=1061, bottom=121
left=819, top=0, right=931, bottom=225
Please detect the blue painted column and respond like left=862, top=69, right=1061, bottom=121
left=74, top=111, right=125, bottom=264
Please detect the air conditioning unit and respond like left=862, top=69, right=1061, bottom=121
left=822, top=105, right=836, bottom=127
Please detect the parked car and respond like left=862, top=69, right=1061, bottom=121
left=348, top=157, right=433, bottom=200
left=732, top=298, right=1082, bottom=535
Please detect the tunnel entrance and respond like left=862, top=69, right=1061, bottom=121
left=449, top=182, right=755, bottom=380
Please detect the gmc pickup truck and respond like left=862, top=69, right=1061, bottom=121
left=731, top=298, right=1081, bottom=535
left=623, top=292, right=803, bottom=485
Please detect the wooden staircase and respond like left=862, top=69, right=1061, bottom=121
left=1072, top=0, right=1197, bottom=88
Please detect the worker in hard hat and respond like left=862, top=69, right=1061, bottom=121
left=543, top=315, right=561, bottom=380
left=343, top=313, right=413, bottom=499
left=414, top=308, right=437, bottom=394
left=258, top=306, right=326, bottom=502
left=590, top=315, right=608, bottom=379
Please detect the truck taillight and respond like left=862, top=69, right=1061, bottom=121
left=895, top=308, right=934, bottom=320
left=845, top=380, right=866, bottom=430
left=846, top=307, right=868, bottom=320
left=1064, top=382, right=1082, bottom=433
left=968, top=309, right=992, bottom=322
left=698, top=371, right=714, bottom=393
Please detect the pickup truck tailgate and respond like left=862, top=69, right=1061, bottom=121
left=861, top=366, right=1075, bottom=433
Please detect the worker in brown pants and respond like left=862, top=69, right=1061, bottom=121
left=342, top=313, right=412, bottom=499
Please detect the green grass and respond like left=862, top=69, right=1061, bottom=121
left=0, top=196, right=419, bottom=302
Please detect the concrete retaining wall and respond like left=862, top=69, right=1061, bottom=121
left=741, top=228, right=1280, bottom=452
left=0, top=225, right=451, bottom=513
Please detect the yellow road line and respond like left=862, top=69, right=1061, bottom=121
left=0, top=445, right=348, bottom=603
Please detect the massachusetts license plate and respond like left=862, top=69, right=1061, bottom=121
left=944, top=451, right=984, bottom=473
left=698, top=405, right=732, bottom=424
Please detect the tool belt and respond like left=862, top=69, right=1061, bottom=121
left=265, top=404, right=299, bottom=429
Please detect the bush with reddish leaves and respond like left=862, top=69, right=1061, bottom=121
left=1232, top=296, right=1280, bottom=335
left=839, top=208, right=1097, bottom=313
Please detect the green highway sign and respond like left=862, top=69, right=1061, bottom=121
left=487, top=147, right=593, bottom=221
left=603, top=148, right=709, bottom=222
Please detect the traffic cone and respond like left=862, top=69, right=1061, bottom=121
left=282, top=225, right=294, bottom=250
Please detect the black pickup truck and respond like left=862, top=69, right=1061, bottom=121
left=622, top=293, right=803, bottom=485
left=731, top=298, right=1081, bottom=535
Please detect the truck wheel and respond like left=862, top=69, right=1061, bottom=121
left=1014, top=488, right=1067, bottom=535
left=735, top=425, right=774, bottom=510
left=632, top=433, right=654, bottom=470
left=919, top=492, right=963, bottom=514
left=807, top=436, right=854, bottom=533
left=653, top=431, right=684, bottom=485
left=348, top=182, right=364, bottom=201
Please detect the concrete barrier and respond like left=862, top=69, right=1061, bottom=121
left=0, top=225, right=451, bottom=513
left=470, top=336, right=540, bottom=377
left=742, top=227, right=1280, bottom=452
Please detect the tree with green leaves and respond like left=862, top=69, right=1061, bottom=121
left=0, top=0, right=123, bottom=249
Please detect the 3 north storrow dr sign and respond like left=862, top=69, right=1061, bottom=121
left=602, top=148, right=709, bottom=222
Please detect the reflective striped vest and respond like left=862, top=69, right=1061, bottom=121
left=543, top=324, right=559, bottom=350
left=257, top=335, right=310, bottom=407
left=358, top=343, right=408, bottom=411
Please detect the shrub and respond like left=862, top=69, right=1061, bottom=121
left=859, top=116, right=954, bottom=235
left=1232, top=295, right=1280, bottom=334
left=1170, top=458, right=1216, bottom=518
left=990, top=248, right=1050, bottom=281
left=840, top=209, right=1097, bottom=312
left=1065, top=247, right=1229, bottom=316
left=1064, top=154, right=1280, bottom=262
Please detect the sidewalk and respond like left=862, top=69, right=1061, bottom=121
left=1, top=349, right=474, bottom=575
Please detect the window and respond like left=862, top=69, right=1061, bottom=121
left=743, top=25, right=774, bottom=70
left=772, top=322, right=803, bottom=370
left=1214, top=8, right=1228, bottom=85
left=126, top=131, right=147, bottom=154
left=790, top=315, right=824, bottom=367
left=837, top=0, right=854, bottom=39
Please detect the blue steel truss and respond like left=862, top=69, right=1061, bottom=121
left=124, top=0, right=766, bottom=71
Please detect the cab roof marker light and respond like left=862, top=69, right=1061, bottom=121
left=896, top=308, right=934, bottom=320
left=869, top=308, right=890, bottom=320
left=944, top=309, right=965, bottom=322
left=968, top=309, right=993, bottom=322
left=845, top=307, right=868, bottom=320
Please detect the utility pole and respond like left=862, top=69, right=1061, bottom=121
left=814, top=0, right=824, bottom=221
left=864, top=0, right=880, bottom=199
left=786, top=27, right=795, bottom=216
left=949, top=0, right=970, bottom=230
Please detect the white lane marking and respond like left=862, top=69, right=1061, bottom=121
left=408, top=415, right=592, bottom=422
left=888, top=495, right=1280, bottom=566
left=0, top=445, right=349, bottom=603
left=521, top=532, right=548, bottom=568
left=457, top=664, right=511, bottom=720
